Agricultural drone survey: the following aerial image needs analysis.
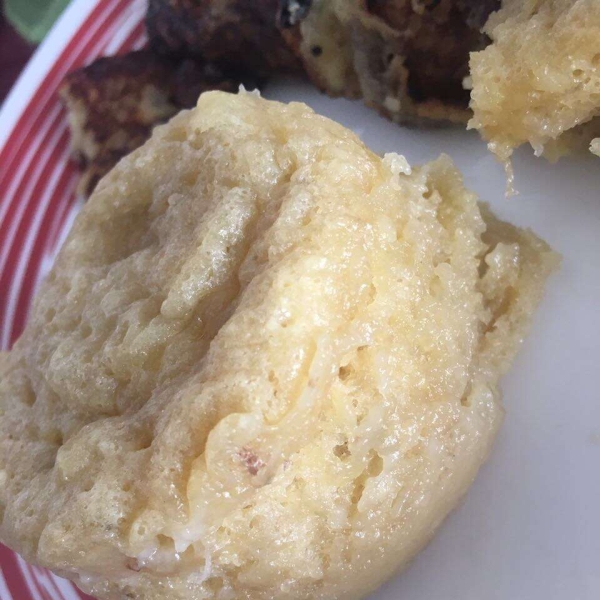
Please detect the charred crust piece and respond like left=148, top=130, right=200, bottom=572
left=59, top=51, right=255, bottom=197
left=279, top=0, right=500, bottom=125
left=366, top=0, right=487, bottom=104
left=61, top=0, right=300, bottom=198
left=146, top=0, right=302, bottom=75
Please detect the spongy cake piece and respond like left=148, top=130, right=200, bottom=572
left=469, top=0, right=600, bottom=165
left=0, top=91, right=556, bottom=600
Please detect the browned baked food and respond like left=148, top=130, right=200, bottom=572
left=146, top=0, right=302, bottom=75
left=59, top=51, right=249, bottom=196
left=278, top=0, right=500, bottom=125
left=61, top=0, right=302, bottom=197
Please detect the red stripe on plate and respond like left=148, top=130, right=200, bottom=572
left=25, top=563, right=54, bottom=600
left=5, top=15, right=148, bottom=346
left=9, top=144, right=74, bottom=344
left=0, top=107, right=66, bottom=273
left=0, top=129, right=70, bottom=346
left=0, top=0, right=128, bottom=197
left=0, top=0, right=145, bottom=596
left=46, top=172, right=79, bottom=250
left=0, top=545, right=28, bottom=599
left=10, top=22, right=144, bottom=332
left=0, top=0, right=133, bottom=254
left=38, top=568, right=69, bottom=600
left=17, top=556, right=49, bottom=600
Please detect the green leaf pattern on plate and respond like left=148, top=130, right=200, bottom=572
left=5, top=0, right=70, bottom=44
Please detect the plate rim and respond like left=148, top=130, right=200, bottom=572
left=0, top=0, right=99, bottom=151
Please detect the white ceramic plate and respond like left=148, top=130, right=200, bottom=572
left=0, top=1, right=599, bottom=598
